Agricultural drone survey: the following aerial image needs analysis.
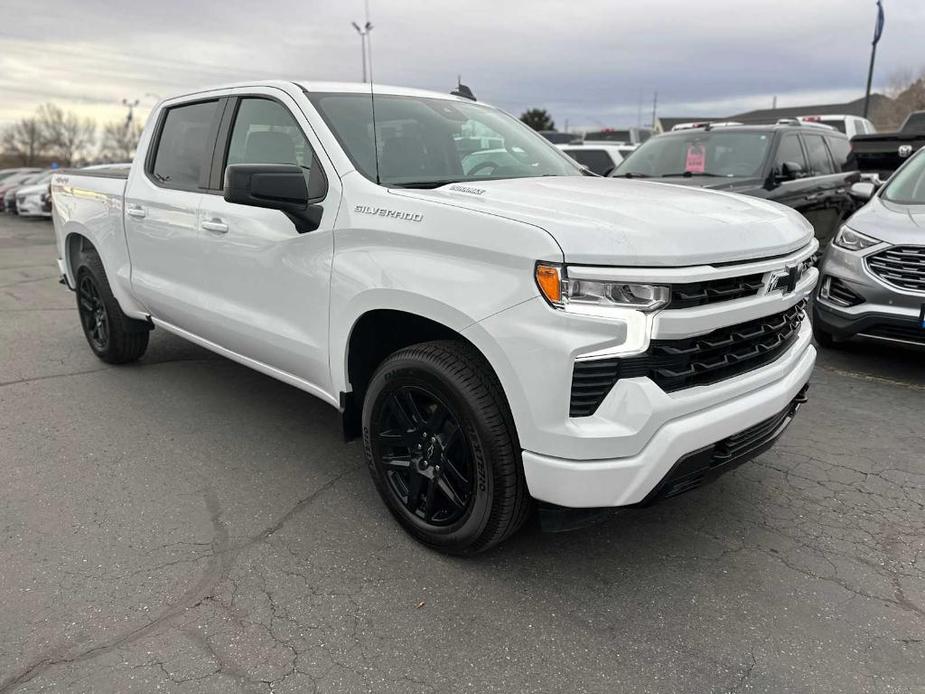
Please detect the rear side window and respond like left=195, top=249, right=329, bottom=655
left=775, top=134, right=806, bottom=171
left=564, top=149, right=616, bottom=176
left=803, top=134, right=834, bottom=175
left=825, top=136, right=851, bottom=172
left=151, top=101, right=219, bottom=191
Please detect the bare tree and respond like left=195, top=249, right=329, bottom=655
left=871, top=67, right=925, bottom=130
left=37, top=103, right=97, bottom=166
left=1, top=117, right=46, bottom=166
left=99, top=120, right=143, bottom=162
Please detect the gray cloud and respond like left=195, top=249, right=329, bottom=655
left=1, top=0, right=922, bottom=129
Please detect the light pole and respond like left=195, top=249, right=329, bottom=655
left=122, top=98, right=140, bottom=126
left=351, top=20, right=373, bottom=83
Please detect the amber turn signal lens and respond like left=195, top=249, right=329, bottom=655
left=535, top=263, right=562, bottom=304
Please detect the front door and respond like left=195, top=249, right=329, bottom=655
left=195, top=91, right=340, bottom=395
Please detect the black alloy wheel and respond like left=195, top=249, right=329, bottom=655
left=374, top=386, right=474, bottom=526
left=77, top=272, right=110, bottom=352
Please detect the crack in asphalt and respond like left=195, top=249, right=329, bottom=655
left=0, top=472, right=351, bottom=693
left=0, top=357, right=222, bottom=389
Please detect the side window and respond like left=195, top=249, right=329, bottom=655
left=825, top=136, right=851, bottom=172
left=564, top=149, right=615, bottom=176
left=775, top=134, right=806, bottom=172
left=225, top=98, right=314, bottom=180
left=803, top=134, right=834, bottom=175
left=151, top=100, right=219, bottom=191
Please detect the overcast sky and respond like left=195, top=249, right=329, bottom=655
left=1, top=0, right=922, bottom=131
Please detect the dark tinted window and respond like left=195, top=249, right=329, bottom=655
left=226, top=98, right=313, bottom=174
left=902, top=112, right=925, bottom=133
left=775, top=134, right=806, bottom=171
left=151, top=101, right=218, bottom=190
left=564, top=148, right=615, bottom=175
left=803, top=134, right=834, bottom=175
left=825, top=136, right=850, bottom=171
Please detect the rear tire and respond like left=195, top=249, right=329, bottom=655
left=74, top=248, right=150, bottom=364
left=362, top=340, right=531, bottom=554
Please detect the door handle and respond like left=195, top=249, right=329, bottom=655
left=200, top=219, right=228, bottom=233
left=126, top=204, right=146, bottom=218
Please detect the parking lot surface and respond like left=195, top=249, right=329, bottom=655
left=0, top=214, right=923, bottom=693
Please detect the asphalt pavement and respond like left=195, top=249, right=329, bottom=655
left=0, top=214, right=922, bottom=693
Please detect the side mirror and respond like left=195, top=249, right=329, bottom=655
left=779, top=161, right=805, bottom=181
left=849, top=181, right=876, bottom=201
left=224, top=163, right=324, bottom=234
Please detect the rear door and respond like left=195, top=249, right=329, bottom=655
left=800, top=132, right=848, bottom=244
left=195, top=89, right=340, bottom=392
left=124, top=95, right=227, bottom=328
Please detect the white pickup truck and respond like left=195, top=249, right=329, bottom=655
left=52, top=81, right=818, bottom=553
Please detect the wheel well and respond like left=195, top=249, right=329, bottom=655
left=342, top=310, right=474, bottom=439
left=65, top=232, right=95, bottom=281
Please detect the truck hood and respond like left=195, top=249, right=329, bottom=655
left=394, top=176, right=812, bottom=266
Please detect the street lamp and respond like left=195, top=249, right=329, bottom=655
left=351, top=20, right=373, bottom=83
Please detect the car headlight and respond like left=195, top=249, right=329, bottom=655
left=833, top=225, right=879, bottom=252
left=535, top=263, right=670, bottom=312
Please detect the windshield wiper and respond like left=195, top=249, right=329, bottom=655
left=660, top=171, right=727, bottom=178
left=611, top=172, right=650, bottom=178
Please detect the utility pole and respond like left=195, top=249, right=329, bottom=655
left=650, top=91, right=658, bottom=130
left=863, top=0, right=885, bottom=118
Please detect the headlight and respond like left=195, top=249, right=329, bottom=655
left=535, top=263, right=670, bottom=312
left=833, top=225, right=879, bottom=251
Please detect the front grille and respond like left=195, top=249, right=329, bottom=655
left=866, top=246, right=925, bottom=292
left=670, top=273, right=764, bottom=309
left=569, top=301, right=805, bottom=417
left=639, top=385, right=808, bottom=503
left=859, top=323, right=925, bottom=345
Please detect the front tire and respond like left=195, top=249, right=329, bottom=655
left=362, top=341, right=530, bottom=554
left=74, top=248, right=150, bottom=364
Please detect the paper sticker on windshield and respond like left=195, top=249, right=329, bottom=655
left=685, top=143, right=706, bottom=173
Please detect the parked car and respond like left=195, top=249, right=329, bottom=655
left=0, top=167, right=41, bottom=183
left=52, top=81, right=817, bottom=553
left=15, top=171, right=54, bottom=218
left=539, top=130, right=582, bottom=144
left=584, top=127, right=652, bottom=145
left=849, top=111, right=925, bottom=179
left=0, top=171, right=45, bottom=212
left=813, top=147, right=925, bottom=349
left=612, top=122, right=860, bottom=246
left=558, top=143, right=624, bottom=176
left=798, top=114, right=876, bottom=138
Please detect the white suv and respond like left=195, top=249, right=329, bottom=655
left=51, top=81, right=817, bottom=553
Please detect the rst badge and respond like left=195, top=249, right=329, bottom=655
left=767, top=264, right=801, bottom=295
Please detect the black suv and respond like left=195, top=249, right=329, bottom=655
left=612, top=122, right=860, bottom=245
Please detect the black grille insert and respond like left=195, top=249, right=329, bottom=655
left=866, top=246, right=925, bottom=292
left=569, top=301, right=806, bottom=417
left=670, top=273, right=765, bottom=309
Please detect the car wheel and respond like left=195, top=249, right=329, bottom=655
left=362, top=340, right=531, bottom=554
left=75, top=249, right=150, bottom=363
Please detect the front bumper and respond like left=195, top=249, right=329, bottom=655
left=814, top=242, right=925, bottom=345
left=521, top=337, right=814, bottom=508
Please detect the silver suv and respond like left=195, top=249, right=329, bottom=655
left=813, top=148, right=925, bottom=348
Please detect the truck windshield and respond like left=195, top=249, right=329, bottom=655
left=881, top=151, right=925, bottom=205
left=614, top=130, right=772, bottom=178
left=307, top=92, right=582, bottom=188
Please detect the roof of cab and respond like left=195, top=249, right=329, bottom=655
left=295, top=80, right=465, bottom=101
